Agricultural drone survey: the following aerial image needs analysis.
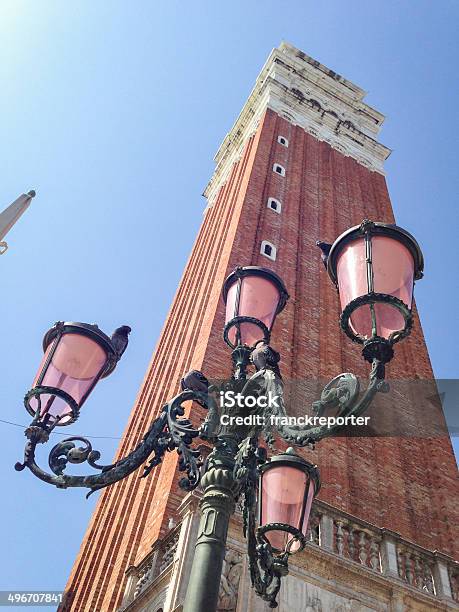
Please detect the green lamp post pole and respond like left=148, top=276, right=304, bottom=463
left=182, top=438, right=240, bottom=612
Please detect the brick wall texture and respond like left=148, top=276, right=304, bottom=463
left=61, top=109, right=459, bottom=611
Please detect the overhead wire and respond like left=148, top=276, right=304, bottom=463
left=0, top=417, right=121, bottom=439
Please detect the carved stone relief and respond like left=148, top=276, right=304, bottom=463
left=280, top=575, right=378, bottom=612
left=217, top=548, right=243, bottom=612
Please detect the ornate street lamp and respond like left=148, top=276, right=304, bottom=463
left=223, top=266, right=289, bottom=349
left=25, top=322, right=120, bottom=429
left=223, top=266, right=289, bottom=380
left=325, top=219, right=424, bottom=363
left=258, top=448, right=320, bottom=555
left=15, top=221, right=423, bottom=611
left=243, top=447, right=320, bottom=606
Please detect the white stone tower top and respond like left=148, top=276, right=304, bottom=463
left=205, top=42, right=391, bottom=204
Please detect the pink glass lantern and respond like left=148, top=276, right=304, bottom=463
left=258, top=448, right=320, bottom=555
left=222, top=267, right=289, bottom=348
left=327, top=220, right=424, bottom=361
left=26, top=322, right=118, bottom=425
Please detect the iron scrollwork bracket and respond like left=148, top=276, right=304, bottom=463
left=15, top=388, right=216, bottom=498
left=15, top=338, right=387, bottom=496
left=243, top=343, right=388, bottom=448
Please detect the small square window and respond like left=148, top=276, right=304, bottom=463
left=267, top=198, right=282, bottom=213
left=278, top=135, right=289, bottom=147
left=273, top=163, right=285, bottom=176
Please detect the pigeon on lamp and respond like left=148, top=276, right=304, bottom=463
left=181, top=370, right=209, bottom=394
left=181, top=370, right=210, bottom=409
left=251, top=343, right=281, bottom=374
left=110, top=326, right=132, bottom=359
left=316, top=240, right=332, bottom=270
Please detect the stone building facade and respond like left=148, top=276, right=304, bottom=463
left=61, top=43, right=459, bottom=612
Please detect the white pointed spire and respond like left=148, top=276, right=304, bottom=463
left=0, top=190, right=36, bottom=254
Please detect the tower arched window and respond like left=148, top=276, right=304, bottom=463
left=273, top=163, right=285, bottom=177
left=267, top=198, right=282, bottom=214
left=260, top=240, right=277, bottom=261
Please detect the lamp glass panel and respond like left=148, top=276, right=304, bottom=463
left=336, top=236, right=415, bottom=339
left=238, top=275, right=280, bottom=346
left=225, top=274, right=281, bottom=346
left=261, top=465, right=307, bottom=552
left=289, top=479, right=315, bottom=553
left=372, top=236, right=414, bottom=305
left=32, top=343, right=52, bottom=388
left=224, top=281, right=239, bottom=346
left=30, top=333, right=107, bottom=422
left=336, top=239, right=367, bottom=308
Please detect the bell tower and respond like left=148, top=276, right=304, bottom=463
left=62, top=43, right=458, bottom=611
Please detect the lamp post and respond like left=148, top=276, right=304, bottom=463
left=15, top=219, right=423, bottom=610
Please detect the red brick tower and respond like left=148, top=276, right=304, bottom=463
left=63, top=43, right=458, bottom=612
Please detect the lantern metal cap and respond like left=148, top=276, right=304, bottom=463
left=222, top=266, right=289, bottom=314
left=42, top=322, right=118, bottom=378
left=327, top=220, right=424, bottom=285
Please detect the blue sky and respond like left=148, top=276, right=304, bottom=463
left=0, top=0, right=457, bottom=605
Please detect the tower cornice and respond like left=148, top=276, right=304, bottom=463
left=204, top=42, right=391, bottom=206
